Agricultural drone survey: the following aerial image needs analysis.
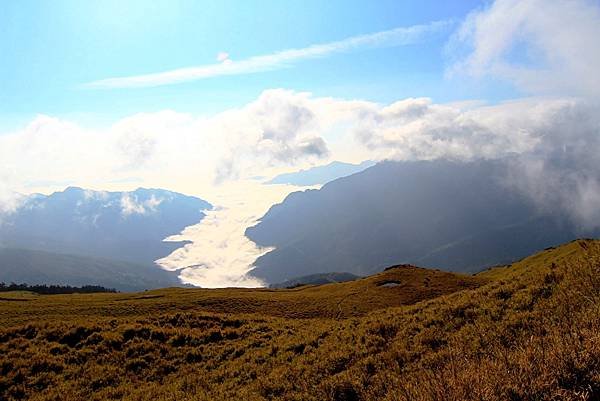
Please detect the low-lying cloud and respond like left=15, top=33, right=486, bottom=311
left=157, top=181, right=299, bottom=288
left=356, top=96, right=600, bottom=229
left=120, top=194, right=163, bottom=216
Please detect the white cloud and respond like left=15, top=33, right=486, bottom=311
left=3, top=88, right=600, bottom=233
left=83, top=189, right=110, bottom=202
left=448, top=0, right=600, bottom=97
left=211, top=89, right=335, bottom=182
left=0, top=173, right=24, bottom=222
left=216, top=52, right=230, bottom=63
left=145, top=194, right=163, bottom=210
left=120, top=194, right=147, bottom=216
left=356, top=96, right=600, bottom=229
left=354, top=97, right=541, bottom=161
left=120, top=194, right=163, bottom=216
left=0, top=115, right=118, bottom=195
left=0, top=90, right=363, bottom=198
left=83, top=21, right=450, bottom=89
left=157, top=181, right=297, bottom=288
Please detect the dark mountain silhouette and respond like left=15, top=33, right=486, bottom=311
left=0, top=187, right=211, bottom=265
left=246, top=159, right=594, bottom=283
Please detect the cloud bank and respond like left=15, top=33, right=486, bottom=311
left=0, top=90, right=349, bottom=200
left=443, top=0, right=600, bottom=229
left=355, top=96, right=600, bottom=229
left=83, top=21, right=450, bottom=89
left=2, top=92, right=599, bottom=229
left=157, top=181, right=298, bottom=288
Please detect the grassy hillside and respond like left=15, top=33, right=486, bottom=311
left=1, top=240, right=599, bottom=400
left=269, top=272, right=360, bottom=288
left=0, top=264, right=482, bottom=325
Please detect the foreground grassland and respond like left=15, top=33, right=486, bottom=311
left=1, top=240, right=599, bottom=400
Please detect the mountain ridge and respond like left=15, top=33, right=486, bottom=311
left=0, top=187, right=212, bottom=266
left=266, top=160, right=375, bottom=186
left=246, top=159, right=592, bottom=283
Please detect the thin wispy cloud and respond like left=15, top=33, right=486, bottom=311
left=83, top=21, right=450, bottom=89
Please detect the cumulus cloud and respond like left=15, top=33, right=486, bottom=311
left=4, top=86, right=599, bottom=232
left=448, top=0, right=600, bottom=97
left=356, top=95, right=600, bottom=229
left=211, top=89, right=334, bottom=182
left=355, top=97, right=539, bottom=161
left=0, top=90, right=358, bottom=197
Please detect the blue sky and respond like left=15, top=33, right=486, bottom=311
left=1, top=0, right=598, bottom=200
left=0, top=0, right=516, bottom=131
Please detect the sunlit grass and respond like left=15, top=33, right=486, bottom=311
left=1, top=239, right=599, bottom=400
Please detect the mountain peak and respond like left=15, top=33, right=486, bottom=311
left=267, top=160, right=375, bottom=186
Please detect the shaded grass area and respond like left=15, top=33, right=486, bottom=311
left=1, top=240, right=599, bottom=400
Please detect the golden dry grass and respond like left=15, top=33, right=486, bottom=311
left=0, top=265, right=482, bottom=325
left=1, top=239, right=599, bottom=400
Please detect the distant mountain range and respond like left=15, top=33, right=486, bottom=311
left=0, top=248, right=179, bottom=292
left=0, top=187, right=211, bottom=264
left=267, top=160, right=374, bottom=186
left=247, top=159, right=596, bottom=283
left=0, top=187, right=211, bottom=290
